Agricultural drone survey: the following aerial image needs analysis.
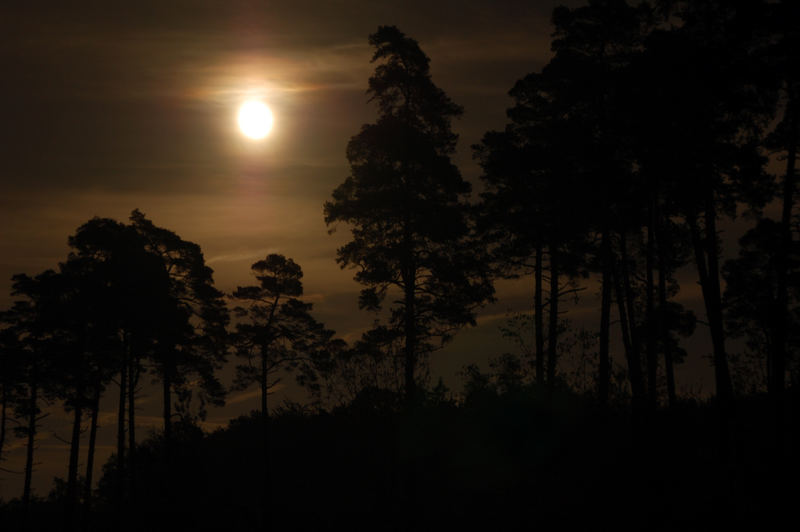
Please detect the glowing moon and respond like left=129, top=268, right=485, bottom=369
left=238, top=100, right=273, bottom=139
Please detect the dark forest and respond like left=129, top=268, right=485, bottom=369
left=1, top=1, right=798, bottom=530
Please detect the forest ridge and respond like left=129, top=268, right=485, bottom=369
left=1, top=1, right=798, bottom=530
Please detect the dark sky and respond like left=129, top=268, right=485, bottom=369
left=0, top=0, right=568, bottom=323
left=0, top=0, right=726, bottom=496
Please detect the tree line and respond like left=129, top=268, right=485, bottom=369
left=0, top=210, right=340, bottom=529
left=326, top=0, right=798, bottom=441
left=0, top=0, right=798, bottom=528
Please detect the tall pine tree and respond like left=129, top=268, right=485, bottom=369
left=325, top=26, right=493, bottom=403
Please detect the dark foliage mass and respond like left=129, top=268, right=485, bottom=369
left=3, top=389, right=799, bottom=530
left=1, top=0, right=799, bottom=529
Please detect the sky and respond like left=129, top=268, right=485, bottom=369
left=0, top=0, right=730, bottom=497
left=0, top=0, right=570, bottom=335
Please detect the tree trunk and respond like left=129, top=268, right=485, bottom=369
left=260, top=348, right=269, bottom=530
left=619, top=232, right=642, bottom=386
left=547, top=242, right=559, bottom=386
left=261, top=348, right=268, bottom=419
left=162, top=357, right=173, bottom=510
left=658, top=240, right=676, bottom=408
left=599, top=227, right=612, bottom=406
left=612, top=237, right=645, bottom=412
left=403, top=266, right=417, bottom=404
left=23, top=377, right=37, bottom=512
left=703, top=194, right=732, bottom=406
left=82, top=386, right=100, bottom=532
left=535, top=240, right=545, bottom=386
left=689, top=204, right=731, bottom=456
left=0, top=384, right=7, bottom=462
left=260, top=348, right=268, bottom=462
left=258, top=303, right=279, bottom=529
left=772, top=92, right=797, bottom=452
left=401, top=164, right=418, bottom=407
left=116, top=350, right=126, bottom=511
left=127, top=353, right=136, bottom=505
left=646, top=199, right=658, bottom=410
left=162, top=360, right=172, bottom=464
left=401, top=213, right=419, bottom=514
left=66, top=398, right=83, bottom=532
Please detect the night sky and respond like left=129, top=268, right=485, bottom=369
left=0, top=0, right=730, bottom=497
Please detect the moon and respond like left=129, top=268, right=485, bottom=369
left=238, top=100, right=273, bottom=139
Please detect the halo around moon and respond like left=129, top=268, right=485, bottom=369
left=238, top=100, right=273, bottom=139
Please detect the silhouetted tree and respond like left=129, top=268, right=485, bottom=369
left=651, top=220, right=696, bottom=406
left=0, top=324, right=24, bottom=467
left=33, top=248, right=155, bottom=531
left=4, top=270, right=61, bottom=517
left=476, top=1, right=652, bottom=404
left=325, top=26, right=494, bottom=404
left=128, top=209, right=229, bottom=466
left=62, top=211, right=228, bottom=521
left=653, top=1, right=777, bottom=421
left=724, top=219, right=800, bottom=393
left=759, top=0, right=800, bottom=449
left=551, top=0, right=656, bottom=410
left=230, top=253, right=330, bottom=529
left=476, top=70, right=599, bottom=391
left=64, top=216, right=157, bottom=528
left=474, top=120, right=549, bottom=386
left=300, top=326, right=407, bottom=409
left=230, top=254, right=329, bottom=419
left=40, top=262, right=94, bottom=532
left=66, top=216, right=161, bottom=515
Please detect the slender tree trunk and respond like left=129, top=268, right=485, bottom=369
left=116, top=351, right=126, bottom=511
left=535, top=240, right=545, bottom=386
left=703, top=194, right=732, bottom=405
left=66, top=397, right=83, bottom=532
left=401, top=166, right=418, bottom=406
left=162, top=360, right=172, bottom=464
left=127, top=354, right=136, bottom=505
left=547, top=242, right=559, bottom=386
left=689, top=204, right=731, bottom=457
left=0, top=384, right=7, bottom=461
left=400, top=212, right=419, bottom=514
left=658, top=238, right=676, bottom=407
left=260, top=348, right=269, bottom=530
left=688, top=211, right=712, bottom=316
left=772, top=93, right=797, bottom=452
left=619, top=232, right=642, bottom=382
left=82, top=386, right=100, bottom=532
left=403, top=266, right=417, bottom=404
left=612, top=237, right=645, bottom=411
left=646, top=199, right=658, bottom=410
left=655, top=208, right=676, bottom=407
left=258, top=303, right=279, bottom=529
left=162, top=357, right=173, bottom=510
left=261, top=349, right=268, bottom=419
left=23, top=377, right=37, bottom=512
left=599, top=227, right=612, bottom=406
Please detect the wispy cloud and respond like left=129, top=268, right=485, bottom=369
left=208, top=248, right=275, bottom=265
